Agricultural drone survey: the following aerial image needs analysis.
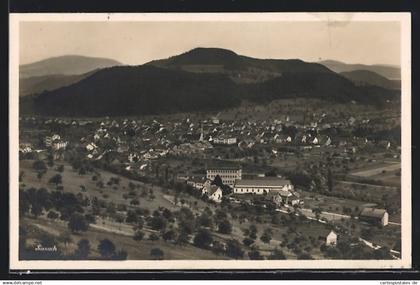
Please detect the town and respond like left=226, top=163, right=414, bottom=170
left=18, top=98, right=401, bottom=260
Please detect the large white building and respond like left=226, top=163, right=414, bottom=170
left=233, top=178, right=293, bottom=195
left=206, top=165, right=242, bottom=187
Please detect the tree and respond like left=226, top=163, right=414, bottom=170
left=98, top=239, right=116, bottom=258
left=212, top=175, right=224, bottom=188
left=33, top=160, right=47, bottom=172
left=150, top=248, right=164, bottom=260
left=197, top=211, right=213, bottom=228
left=148, top=215, right=167, bottom=231
left=19, top=190, right=30, bottom=216
left=260, top=228, right=273, bottom=244
left=58, top=232, right=73, bottom=250
left=218, top=219, right=232, bottom=234
left=49, top=174, right=63, bottom=186
left=37, top=171, right=44, bottom=180
left=75, top=239, right=90, bottom=259
left=47, top=153, right=54, bottom=167
left=47, top=210, right=59, bottom=220
left=31, top=201, right=43, bottom=217
left=226, top=239, right=244, bottom=259
left=327, top=168, right=334, bottom=192
left=38, top=232, right=56, bottom=247
left=248, top=224, right=258, bottom=240
left=19, top=171, right=25, bottom=182
left=313, top=207, right=322, bottom=220
left=193, top=228, right=213, bottom=249
left=162, top=230, right=177, bottom=242
left=56, top=165, right=65, bottom=173
left=113, top=250, right=128, bottom=260
left=248, top=249, right=264, bottom=260
left=133, top=230, right=145, bottom=241
left=68, top=213, right=89, bottom=233
left=125, top=210, right=138, bottom=224
left=242, top=237, right=254, bottom=247
left=149, top=233, right=159, bottom=241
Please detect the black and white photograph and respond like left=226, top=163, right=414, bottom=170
left=9, top=12, right=412, bottom=270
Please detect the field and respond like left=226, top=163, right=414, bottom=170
left=20, top=159, right=210, bottom=215
left=21, top=216, right=226, bottom=260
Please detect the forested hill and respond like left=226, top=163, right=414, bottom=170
left=20, top=48, right=400, bottom=117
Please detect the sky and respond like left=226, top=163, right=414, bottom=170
left=19, top=21, right=401, bottom=66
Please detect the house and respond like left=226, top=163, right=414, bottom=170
left=86, top=142, right=97, bottom=151
left=271, top=190, right=301, bottom=206
left=359, top=207, right=389, bottom=226
left=206, top=165, right=242, bottom=187
left=325, top=230, right=337, bottom=246
left=213, top=137, right=237, bottom=145
left=52, top=141, right=68, bottom=150
left=208, top=186, right=223, bottom=203
left=19, top=143, right=33, bottom=153
left=186, top=177, right=209, bottom=191
left=233, top=178, right=294, bottom=195
left=202, top=184, right=223, bottom=203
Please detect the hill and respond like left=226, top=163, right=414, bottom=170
left=20, top=55, right=121, bottom=78
left=149, top=47, right=332, bottom=84
left=241, top=71, right=398, bottom=105
left=319, top=60, right=401, bottom=80
left=340, top=70, right=400, bottom=90
left=19, top=71, right=94, bottom=97
left=21, top=48, right=400, bottom=117
left=22, top=65, right=241, bottom=117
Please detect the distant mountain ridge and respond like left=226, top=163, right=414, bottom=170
left=340, top=70, right=400, bottom=90
left=319, top=60, right=400, bottom=80
left=20, top=55, right=121, bottom=78
left=21, top=48, right=400, bottom=117
left=19, top=71, right=95, bottom=97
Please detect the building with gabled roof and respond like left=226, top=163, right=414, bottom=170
left=233, top=178, right=293, bottom=195
left=359, top=207, right=389, bottom=226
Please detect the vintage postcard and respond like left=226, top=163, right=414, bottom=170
left=9, top=12, right=411, bottom=270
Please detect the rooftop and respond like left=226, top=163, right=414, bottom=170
left=206, top=163, right=242, bottom=170
left=234, top=178, right=292, bottom=187
left=360, top=207, right=387, bottom=218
